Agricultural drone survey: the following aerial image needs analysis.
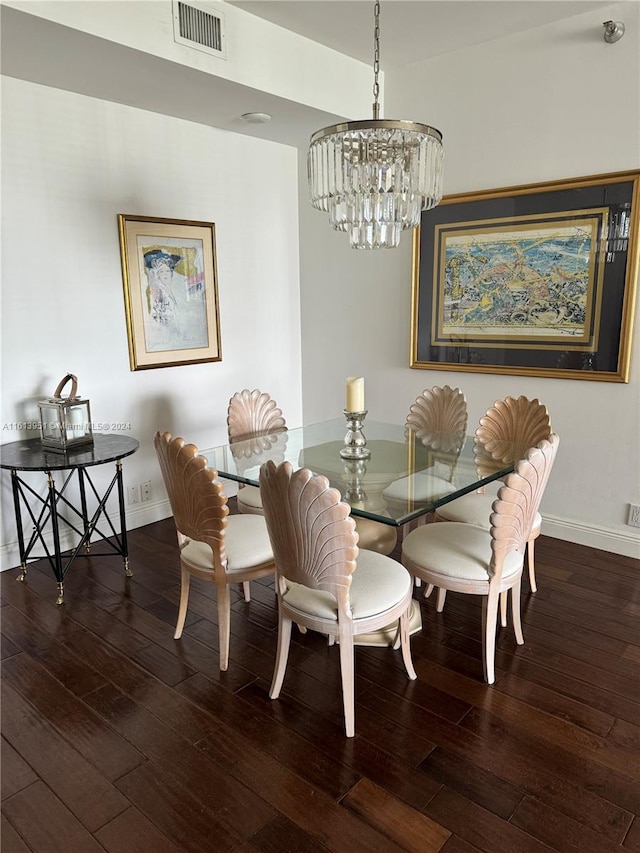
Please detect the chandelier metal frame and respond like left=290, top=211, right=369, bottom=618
left=307, top=1, right=444, bottom=249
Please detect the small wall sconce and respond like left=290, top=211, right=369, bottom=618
left=603, top=20, right=625, bottom=44
left=38, top=373, right=94, bottom=452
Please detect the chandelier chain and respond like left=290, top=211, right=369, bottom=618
left=372, top=0, right=380, bottom=119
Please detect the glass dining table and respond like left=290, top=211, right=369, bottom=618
left=203, top=417, right=514, bottom=530
left=203, top=418, right=514, bottom=647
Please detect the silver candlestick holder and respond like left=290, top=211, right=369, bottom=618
left=343, top=457, right=368, bottom=504
left=340, top=409, right=371, bottom=459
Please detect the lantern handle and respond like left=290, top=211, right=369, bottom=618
left=53, top=373, right=79, bottom=400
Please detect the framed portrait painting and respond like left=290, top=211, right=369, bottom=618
left=410, top=171, right=640, bottom=382
left=118, top=214, right=222, bottom=370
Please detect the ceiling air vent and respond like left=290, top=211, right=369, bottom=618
left=172, top=0, right=226, bottom=60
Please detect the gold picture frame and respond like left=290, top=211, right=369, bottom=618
left=118, top=214, right=222, bottom=370
left=411, top=171, right=640, bottom=382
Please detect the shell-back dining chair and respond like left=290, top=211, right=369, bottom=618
left=382, top=385, right=468, bottom=514
left=228, top=388, right=398, bottom=557
left=154, top=431, right=275, bottom=671
left=259, top=460, right=416, bottom=737
left=402, top=435, right=559, bottom=684
left=435, top=395, right=552, bottom=601
left=227, top=389, right=287, bottom=516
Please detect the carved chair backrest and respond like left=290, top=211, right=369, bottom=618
left=259, top=460, right=358, bottom=618
left=154, top=431, right=228, bottom=569
left=474, top=396, right=552, bottom=478
left=405, top=385, right=468, bottom=453
left=227, top=389, right=287, bottom=444
left=490, top=434, right=559, bottom=578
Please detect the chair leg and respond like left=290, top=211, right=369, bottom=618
left=174, top=566, right=191, bottom=639
left=414, top=577, right=422, bottom=588
left=500, top=590, right=508, bottom=627
left=399, top=607, right=417, bottom=680
left=527, top=536, right=537, bottom=592
left=423, top=583, right=434, bottom=599
left=511, top=579, right=524, bottom=645
left=482, top=587, right=500, bottom=685
left=338, top=630, right=355, bottom=738
left=242, top=581, right=251, bottom=602
left=216, top=582, right=231, bottom=671
left=436, top=587, right=447, bottom=612
left=269, top=612, right=293, bottom=699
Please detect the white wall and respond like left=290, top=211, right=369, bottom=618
left=299, top=3, right=640, bottom=557
left=1, top=77, right=302, bottom=568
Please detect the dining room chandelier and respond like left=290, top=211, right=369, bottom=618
left=307, top=1, right=444, bottom=250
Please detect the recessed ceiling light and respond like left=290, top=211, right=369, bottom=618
left=240, top=112, right=272, bottom=124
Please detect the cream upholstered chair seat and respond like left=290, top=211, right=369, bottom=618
left=181, top=514, right=274, bottom=574
left=402, top=522, right=524, bottom=585
left=233, top=483, right=263, bottom=513
left=283, top=549, right=412, bottom=621
left=383, top=471, right=458, bottom=504
left=438, top=493, right=542, bottom=534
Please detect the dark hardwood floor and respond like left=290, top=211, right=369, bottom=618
left=2, top=507, right=639, bottom=852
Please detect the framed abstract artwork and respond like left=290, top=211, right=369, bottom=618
left=410, top=171, right=639, bottom=381
left=118, top=214, right=222, bottom=370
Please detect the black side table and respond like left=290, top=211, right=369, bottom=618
left=1, top=434, right=139, bottom=604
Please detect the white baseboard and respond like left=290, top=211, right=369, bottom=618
left=542, top=513, right=640, bottom=559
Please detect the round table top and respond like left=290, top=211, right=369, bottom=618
left=0, top=434, right=140, bottom=471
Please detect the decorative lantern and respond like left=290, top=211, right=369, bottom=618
left=38, top=374, right=94, bottom=452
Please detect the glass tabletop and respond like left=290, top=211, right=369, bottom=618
left=203, top=418, right=515, bottom=527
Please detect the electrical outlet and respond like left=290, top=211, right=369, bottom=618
left=628, top=503, right=640, bottom=528
left=127, top=484, right=140, bottom=505
left=141, top=481, right=151, bottom=502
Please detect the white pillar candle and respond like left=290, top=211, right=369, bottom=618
left=346, top=376, right=365, bottom=412
left=67, top=406, right=84, bottom=439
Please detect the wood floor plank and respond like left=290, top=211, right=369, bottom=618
left=511, top=794, right=632, bottom=853
left=418, top=746, right=524, bottom=820
left=95, top=805, right=181, bottom=853
left=250, top=814, right=332, bottom=852
left=2, top=651, right=146, bottom=782
left=342, top=777, right=451, bottom=853
left=1, top=781, right=107, bottom=853
left=1, top=632, right=21, bottom=660
left=114, top=760, right=256, bottom=853
left=423, top=787, right=556, bottom=853
left=1, top=682, right=129, bottom=832
left=1, top=737, right=38, bottom=801
left=0, top=604, right=107, bottom=697
left=130, top=641, right=197, bottom=686
left=1, top=812, right=33, bottom=853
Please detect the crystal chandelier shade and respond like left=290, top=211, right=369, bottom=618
left=307, top=3, right=444, bottom=249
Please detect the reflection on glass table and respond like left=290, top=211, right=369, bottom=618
left=203, top=418, right=515, bottom=528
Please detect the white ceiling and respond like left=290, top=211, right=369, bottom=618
left=228, top=1, right=613, bottom=69
left=0, top=1, right=618, bottom=149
